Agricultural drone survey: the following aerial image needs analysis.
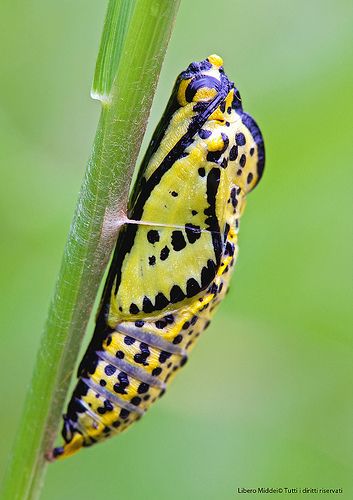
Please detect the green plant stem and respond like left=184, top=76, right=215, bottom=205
left=1, top=1, right=180, bottom=499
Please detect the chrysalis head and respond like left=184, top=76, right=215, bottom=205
left=176, top=54, right=230, bottom=107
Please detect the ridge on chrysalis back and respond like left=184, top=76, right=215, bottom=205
left=49, top=54, right=265, bottom=460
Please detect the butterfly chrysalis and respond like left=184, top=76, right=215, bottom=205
left=50, top=54, right=265, bottom=460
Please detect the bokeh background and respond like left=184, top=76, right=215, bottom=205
left=1, top=1, right=352, bottom=499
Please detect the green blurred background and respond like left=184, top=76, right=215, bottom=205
left=1, top=1, right=352, bottom=499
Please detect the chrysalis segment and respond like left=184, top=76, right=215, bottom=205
left=50, top=54, right=265, bottom=460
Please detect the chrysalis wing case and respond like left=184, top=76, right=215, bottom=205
left=50, top=54, right=265, bottom=460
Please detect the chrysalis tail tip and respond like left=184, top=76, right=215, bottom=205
left=45, top=446, right=64, bottom=463
left=47, top=434, right=85, bottom=462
